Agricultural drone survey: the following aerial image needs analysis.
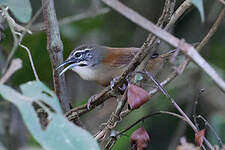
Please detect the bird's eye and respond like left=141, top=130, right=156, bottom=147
left=151, top=53, right=159, bottom=59
left=75, top=52, right=81, bottom=58
left=87, top=53, right=92, bottom=57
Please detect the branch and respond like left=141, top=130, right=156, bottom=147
left=115, top=111, right=186, bottom=138
left=66, top=0, right=193, bottom=120
left=101, top=0, right=225, bottom=93
left=197, top=7, right=225, bottom=51
left=96, top=0, right=178, bottom=146
left=95, top=89, right=128, bottom=142
left=138, top=0, right=177, bottom=76
left=0, top=7, right=40, bottom=81
left=146, top=72, right=214, bottom=150
left=1, top=5, right=42, bottom=74
left=197, top=115, right=224, bottom=148
left=105, top=110, right=187, bottom=149
left=67, top=0, right=225, bottom=124
left=165, top=0, right=192, bottom=30
left=42, top=0, right=71, bottom=112
left=103, top=3, right=225, bottom=149
left=18, top=43, right=39, bottom=81
left=31, top=7, right=110, bottom=31
left=119, top=7, right=225, bottom=147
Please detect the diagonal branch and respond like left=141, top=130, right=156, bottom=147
left=146, top=72, right=214, bottom=150
left=101, top=0, right=225, bottom=93
left=66, top=0, right=193, bottom=119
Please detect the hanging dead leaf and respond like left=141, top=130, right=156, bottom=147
left=130, top=127, right=150, bottom=150
left=195, top=129, right=205, bottom=147
left=127, top=84, right=150, bottom=110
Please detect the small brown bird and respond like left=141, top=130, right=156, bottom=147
left=57, top=45, right=174, bottom=86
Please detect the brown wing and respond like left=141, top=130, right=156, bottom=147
left=102, top=47, right=140, bottom=67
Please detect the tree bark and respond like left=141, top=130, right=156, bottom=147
left=42, top=0, right=71, bottom=112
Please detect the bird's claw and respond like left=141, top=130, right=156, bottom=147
left=87, top=95, right=97, bottom=110
left=110, top=76, right=120, bottom=90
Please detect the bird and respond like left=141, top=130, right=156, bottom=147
left=57, top=45, right=175, bottom=86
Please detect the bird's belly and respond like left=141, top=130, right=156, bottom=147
left=72, top=66, right=123, bottom=85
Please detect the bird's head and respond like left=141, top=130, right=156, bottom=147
left=57, top=45, right=105, bottom=76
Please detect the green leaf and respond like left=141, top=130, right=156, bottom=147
left=0, top=81, right=100, bottom=150
left=20, top=81, right=63, bottom=114
left=192, top=0, right=205, bottom=22
left=0, top=0, right=32, bottom=23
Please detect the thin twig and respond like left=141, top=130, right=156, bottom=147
left=1, top=5, right=43, bottom=74
left=1, top=7, right=41, bottom=81
left=106, top=110, right=186, bottom=150
left=65, top=86, right=112, bottom=118
left=101, top=0, right=225, bottom=93
left=67, top=20, right=156, bottom=117
left=165, top=0, right=192, bottom=30
left=115, top=111, right=186, bottom=138
left=67, top=1, right=225, bottom=131
left=138, top=0, right=176, bottom=75
left=109, top=11, right=225, bottom=142
left=197, top=115, right=224, bottom=148
left=196, top=7, right=225, bottom=51
left=1, top=7, right=19, bottom=74
left=145, top=71, right=214, bottom=150
left=95, top=89, right=128, bottom=142
left=168, top=102, right=194, bottom=150
left=66, top=0, right=193, bottom=120
left=152, top=6, right=225, bottom=97
left=105, top=4, right=225, bottom=150
left=31, top=8, right=110, bottom=31
left=18, top=43, right=39, bottom=81
left=103, top=1, right=178, bottom=149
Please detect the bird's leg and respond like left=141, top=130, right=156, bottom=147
left=110, top=76, right=128, bottom=94
left=110, top=76, right=120, bottom=90
left=87, top=94, right=99, bottom=110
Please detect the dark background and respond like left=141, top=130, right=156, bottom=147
left=0, top=0, right=225, bottom=149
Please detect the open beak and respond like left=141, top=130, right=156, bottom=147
left=56, top=58, right=78, bottom=76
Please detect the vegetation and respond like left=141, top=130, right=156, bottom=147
left=0, top=0, right=225, bottom=150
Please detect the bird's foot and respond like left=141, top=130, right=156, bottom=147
left=110, top=76, right=120, bottom=90
left=87, top=94, right=98, bottom=110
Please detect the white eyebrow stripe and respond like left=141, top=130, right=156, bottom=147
left=84, top=48, right=92, bottom=51
left=73, top=48, right=92, bottom=55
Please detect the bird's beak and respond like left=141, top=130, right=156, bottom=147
left=56, top=57, right=79, bottom=76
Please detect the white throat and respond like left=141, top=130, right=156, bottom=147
left=71, top=66, right=100, bottom=81
left=71, top=65, right=124, bottom=85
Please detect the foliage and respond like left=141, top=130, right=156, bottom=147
left=1, top=0, right=225, bottom=150
left=0, top=81, right=99, bottom=150
left=0, top=0, right=32, bottom=23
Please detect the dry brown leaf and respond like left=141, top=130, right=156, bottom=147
left=195, top=129, right=205, bottom=147
left=127, top=84, right=150, bottom=110
left=130, top=127, right=150, bottom=150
